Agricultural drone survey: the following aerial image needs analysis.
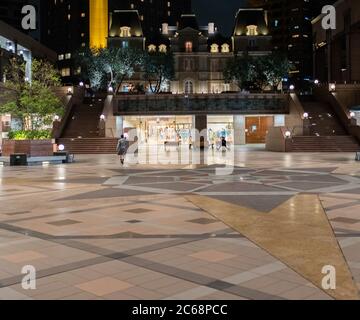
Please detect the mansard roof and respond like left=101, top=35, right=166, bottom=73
left=109, top=10, right=143, bottom=37
left=178, top=14, right=200, bottom=31
left=233, top=8, right=269, bottom=36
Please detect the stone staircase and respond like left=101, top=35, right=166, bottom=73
left=61, top=96, right=105, bottom=138
left=57, top=138, right=118, bottom=154
left=291, top=136, right=359, bottom=152
left=58, top=94, right=120, bottom=154
left=291, top=96, right=360, bottom=152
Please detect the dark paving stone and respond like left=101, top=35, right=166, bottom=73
left=200, top=182, right=285, bottom=193
left=126, top=220, right=142, bottom=224
left=337, top=187, right=360, bottom=195
left=4, top=211, right=30, bottom=216
left=125, top=208, right=153, bottom=214
left=207, top=280, right=234, bottom=290
left=289, top=167, right=338, bottom=173
left=277, top=181, right=344, bottom=191
left=187, top=218, right=218, bottom=225
left=150, top=182, right=206, bottom=192
left=52, top=177, right=109, bottom=184
left=47, top=219, right=81, bottom=226
left=208, top=195, right=293, bottom=213
left=289, top=175, right=346, bottom=184
left=56, top=188, right=156, bottom=201
left=331, top=217, right=360, bottom=224
left=143, top=170, right=204, bottom=177
left=123, top=176, right=174, bottom=185
left=252, top=170, right=296, bottom=176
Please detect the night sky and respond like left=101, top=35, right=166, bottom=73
left=192, top=0, right=246, bottom=36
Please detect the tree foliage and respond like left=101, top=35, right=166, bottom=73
left=224, top=52, right=291, bottom=91
left=0, top=58, right=63, bottom=131
left=143, top=52, right=175, bottom=93
left=77, top=47, right=145, bottom=91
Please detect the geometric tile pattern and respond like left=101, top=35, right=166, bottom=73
left=0, top=150, right=360, bottom=300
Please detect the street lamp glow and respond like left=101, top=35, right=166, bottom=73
left=100, top=114, right=106, bottom=120
left=350, top=112, right=356, bottom=118
left=330, top=83, right=336, bottom=91
left=314, top=79, right=319, bottom=85
left=303, top=112, right=309, bottom=119
left=108, top=86, right=114, bottom=93
left=58, top=144, right=65, bottom=151
left=289, top=85, right=295, bottom=91
left=285, top=131, right=291, bottom=138
left=79, top=81, right=84, bottom=87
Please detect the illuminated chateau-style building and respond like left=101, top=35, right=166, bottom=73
left=106, top=9, right=272, bottom=94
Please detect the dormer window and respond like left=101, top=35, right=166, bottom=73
left=148, top=44, right=156, bottom=52
left=210, top=44, right=219, bottom=53
left=120, top=26, right=131, bottom=37
left=246, top=25, right=258, bottom=36
left=185, top=41, right=193, bottom=53
left=159, top=44, right=167, bottom=53
left=221, top=43, right=230, bottom=53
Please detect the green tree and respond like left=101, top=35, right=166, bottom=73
left=224, top=53, right=257, bottom=90
left=257, top=52, right=291, bottom=91
left=224, top=52, right=291, bottom=92
left=76, top=47, right=145, bottom=91
left=0, top=57, right=63, bottom=131
left=143, top=52, right=174, bottom=93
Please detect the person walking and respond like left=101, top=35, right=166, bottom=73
left=116, top=135, right=129, bottom=165
left=221, top=136, right=227, bottom=153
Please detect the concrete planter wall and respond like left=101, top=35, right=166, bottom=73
left=2, top=140, right=54, bottom=157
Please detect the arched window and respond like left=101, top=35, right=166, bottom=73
left=120, top=26, right=131, bottom=37
left=210, top=44, right=219, bottom=53
left=221, top=43, right=230, bottom=53
left=148, top=44, right=156, bottom=52
left=159, top=44, right=167, bottom=53
left=185, top=41, right=193, bottom=53
left=246, top=25, right=258, bottom=36
left=184, top=80, right=194, bottom=94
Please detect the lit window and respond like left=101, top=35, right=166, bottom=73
left=58, top=54, right=64, bottom=61
left=61, top=68, right=71, bottom=77
left=148, top=44, right=156, bottom=52
left=159, top=44, right=167, bottom=53
left=221, top=43, right=230, bottom=53
left=65, top=53, right=71, bottom=59
left=210, top=44, right=219, bottom=53
left=246, top=25, right=258, bottom=36
left=120, top=26, right=131, bottom=37
left=185, top=41, right=193, bottom=53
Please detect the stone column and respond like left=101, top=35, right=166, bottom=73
left=116, top=116, right=124, bottom=138
left=194, top=114, right=208, bottom=149
left=233, top=115, right=246, bottom=145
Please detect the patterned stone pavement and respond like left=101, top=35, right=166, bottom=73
left=0, top=147, right=360, bottom=300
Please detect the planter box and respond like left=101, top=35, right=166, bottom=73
left=1, top=140, right=54, bottom=157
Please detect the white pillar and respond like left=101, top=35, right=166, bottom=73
left=116, top=116, right=123, bottom=138
left=234, top=115, right=246, bottom=145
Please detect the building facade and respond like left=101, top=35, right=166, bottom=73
left=115, top=0, right=192, bottom=36
left=104, top=9, right=291, bottom=146
left=313, top=0, right=360, bottom=84
left=108, top=9, right=272, bottom=95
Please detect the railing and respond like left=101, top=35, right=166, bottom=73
left=114, top=93, right=290, bottom=116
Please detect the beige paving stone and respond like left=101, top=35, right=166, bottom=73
left=0, top=250, right=46, bottom=263
left=189, top=250, right=236, bottom=262
left=186, top=194, right=360, bottom=300
left=76, top=277, right=133, bottom=296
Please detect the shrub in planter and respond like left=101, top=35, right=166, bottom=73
left=8, top=130, right=52, bottom=140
